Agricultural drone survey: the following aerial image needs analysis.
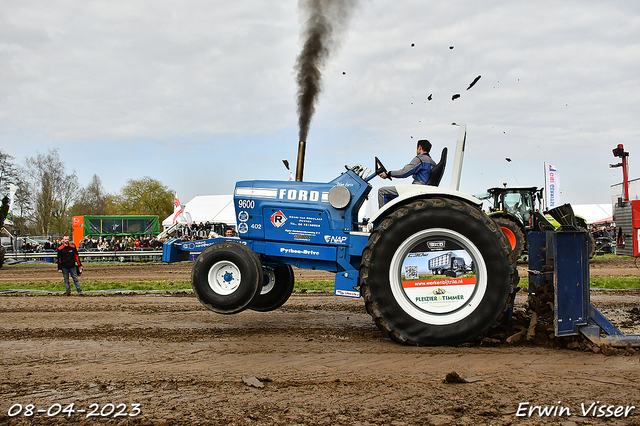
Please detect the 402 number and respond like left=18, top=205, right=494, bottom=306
left=238, top=199, right=255, bottom=209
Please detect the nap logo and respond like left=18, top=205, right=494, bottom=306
left=427, top=241, right=446, bottom=250
left=324, top=235, right=348, bottom=245
left=270, top=210, right=287, bottom=228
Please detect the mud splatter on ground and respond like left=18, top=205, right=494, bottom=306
left=0, top=262, right=639, bottom=425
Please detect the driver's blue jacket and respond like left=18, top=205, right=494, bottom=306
left=389, top=153, right=435, bottom=184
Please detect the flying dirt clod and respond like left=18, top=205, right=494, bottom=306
left=466, top=75, right=481, bottom=90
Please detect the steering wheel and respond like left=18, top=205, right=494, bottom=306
left=375, top=157, right=392, bottom=180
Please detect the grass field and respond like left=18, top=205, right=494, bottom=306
left=1, top=277, right=638, bottom=293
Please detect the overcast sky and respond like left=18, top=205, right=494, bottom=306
left=2, top=0, right=639, bottom=210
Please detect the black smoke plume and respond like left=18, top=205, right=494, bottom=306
left=296, top=0, right=358, bottom=142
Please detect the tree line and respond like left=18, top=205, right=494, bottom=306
left=0, top=148, right=174, bottom=237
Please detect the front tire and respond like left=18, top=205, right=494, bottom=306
left=360, top=198, right=516, bottom=346
left=191, top=241, right=263, bottom=314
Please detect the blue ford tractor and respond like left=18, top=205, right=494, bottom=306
left=165, top=126, right=520, bottom=346
left=164, top=129, right=640, bottom=347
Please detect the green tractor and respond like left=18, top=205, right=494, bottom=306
left=479, top=185, right=594, bottom=259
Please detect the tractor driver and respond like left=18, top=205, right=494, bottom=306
left=377, top=139, right=436, bottom=208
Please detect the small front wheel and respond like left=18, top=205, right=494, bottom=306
left=251, top=264, right=295, bottom=312
left=191, top=241, right=263, bottom=314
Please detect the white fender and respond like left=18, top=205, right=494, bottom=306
left=370, top=184, right=482, bottom=224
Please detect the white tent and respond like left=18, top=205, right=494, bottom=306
left=571, top=204, right=613, bottom=224
left=162, top=195, right=236, bottom=229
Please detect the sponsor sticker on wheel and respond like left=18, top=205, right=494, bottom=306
left=402, top=277, right=477, bottom=313
left=399, top=239, right=477, bottom=314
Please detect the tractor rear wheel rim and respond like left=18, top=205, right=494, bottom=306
left=208, top=260, right=242, bottom=295
left=389, top=228, right=487, bottom=325
left=501, top=226, right=517, bottom=249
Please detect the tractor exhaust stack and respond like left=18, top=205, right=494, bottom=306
left=295, top=140, right=306, bottom=181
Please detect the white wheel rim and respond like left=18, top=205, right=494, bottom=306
left=389, top=228, right=487, bottom=325
left=261, top=269, right=276, bottom=295
left=208, top=260, right=242, bottom=295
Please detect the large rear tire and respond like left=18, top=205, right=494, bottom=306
left=360, top=198, right=516, bottom=346
left=492, top=216, right=526, bottom=259
left=191, top=241, right=263, bottom=314
left=250, top=264, right=295, bottom=312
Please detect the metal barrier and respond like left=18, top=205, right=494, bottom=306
left=4, top=250, right=164, bottom=263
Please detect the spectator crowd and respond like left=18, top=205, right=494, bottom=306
left=78, top=235, right=164, bottom=251
left=179, top=221, right=236, bottom=240
left=11, top=222, right=237, bottom=254
left=17, top=235, right=165, bottom=253
left=590, top=223, right=616, bottom=240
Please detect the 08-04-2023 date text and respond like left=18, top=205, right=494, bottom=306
left=7, top=402, right=141, bottom=418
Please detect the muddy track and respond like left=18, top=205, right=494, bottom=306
left=0, top=262, right=336, bottom=284
left=1, top=264, right=639, bottom=425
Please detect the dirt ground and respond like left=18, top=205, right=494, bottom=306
left=1, top=259, right=639, bottom=425
left=0, top=262, right=337, bottom=285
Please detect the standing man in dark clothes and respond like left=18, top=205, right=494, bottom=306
left=57, top=235, right=83, bottom=295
